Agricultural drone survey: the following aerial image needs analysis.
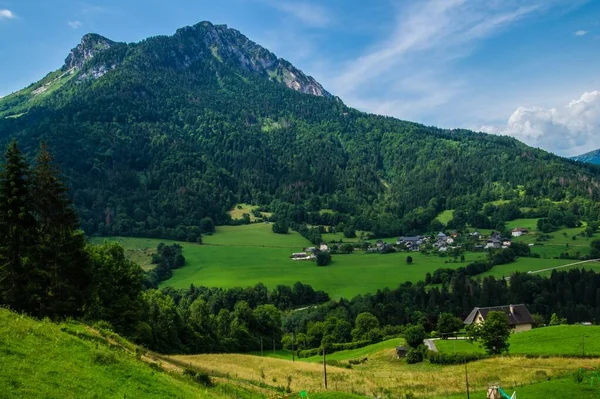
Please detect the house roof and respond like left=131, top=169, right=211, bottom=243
left=400, top=236, right=421, bottom=242
left=438, top=232, right=447, bottom=237
left=464, top=304, right=534, bottom=326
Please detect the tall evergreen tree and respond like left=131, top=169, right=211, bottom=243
left=31, top=142, right=90, bottom=318
left=0, top=140, right=39, bottom=314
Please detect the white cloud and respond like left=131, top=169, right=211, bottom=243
left=0, top=9, right=15, bottom=20
left=575, top=29, right=588, bottom=36
left=264, top=1, right=330, bottom=28
left=480, top=91, right=600, bottom=156
left=68, top=20, right=82, bottom=29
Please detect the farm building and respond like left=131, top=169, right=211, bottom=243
left=511, top=228, right=529, bottom=237
left=290, top=252, right=314, bottom=261
left=464, top=304, right=534, bottom=333
left=396, top=346, right=408, bottom=358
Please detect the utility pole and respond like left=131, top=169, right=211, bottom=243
left=292, top=332, right=295, bottom=363
left=582, top=335, right=585, bottom=357
left=260, top=337, right=263, bottom=357
left=323, top=347, right=328, bottom=389
left=464, top=363, right=470, bottom=399
left=273, top=339, right=276, bottom=355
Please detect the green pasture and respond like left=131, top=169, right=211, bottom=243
left=162, top=246, right=486, bottom=298
left=506, top=218, right=539, bottom=230
left=436, top=210, right=455, bottom=225
left=436, top=325, right=600, bottom=357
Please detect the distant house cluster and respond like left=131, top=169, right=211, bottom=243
left=290, top=227, right=521, bottom=260
left=290, top=244, right=329, bottom=261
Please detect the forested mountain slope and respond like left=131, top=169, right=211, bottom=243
left=572, top=149, right=600, bottom=165
left=1, top=21, right=599, bottom=239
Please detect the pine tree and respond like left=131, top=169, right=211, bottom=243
left=0, top=140, right=39, bottom=313
left=31, top=142, right=90, bottom=319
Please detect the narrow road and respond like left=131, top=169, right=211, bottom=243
left=424, top=339, right=437, bottom=352
left=527, top=258, right=600, bottom=274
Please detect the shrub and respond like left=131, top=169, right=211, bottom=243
left=91, top=349, right=118, bottom=365
left=406, top=345, right=428, bottom=364
left=428, top=352, right=486, bottom=365
left=316, top=251, right=332, bottom=266
left=297, top=340, right=372, bottom=358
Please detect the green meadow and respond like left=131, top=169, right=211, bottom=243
left=436, top=325, right=600, bottom=357
left=92, top=221, right=600, bottom=299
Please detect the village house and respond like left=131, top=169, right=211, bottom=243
left=319, top=243, right=329, bottom=252
left=484, top=238, right=502, bottom=250
left=511, top=228, right=529, bottom=237
left=464, top=304, right=534, bottom=333
left=490, top=231, right=502, bottom=240
left=396, top=236, right=423, bottom=251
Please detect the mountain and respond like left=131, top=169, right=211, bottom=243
left=1, top=21, right=600, bottom=239
left=571, top=149, right=600, bottom=165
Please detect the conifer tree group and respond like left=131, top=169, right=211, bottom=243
left=0, top=141, right=90, bottom=319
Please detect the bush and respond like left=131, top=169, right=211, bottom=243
left=404, top=325, right=426, bottom=348
left=297, top=340, right=372, bottom=358
left=272, top=220, right=289, bottom=234
left=316, top=251, right=332, bottom=266
left=406, top=345, right=428, bottom=364
left=91, top=349, right=118, bottom=365
left=406, top=256, right=413, bottom=264
left=428, top=352, right=486, bottom=365
left=184, top=368, right=213, bottom=386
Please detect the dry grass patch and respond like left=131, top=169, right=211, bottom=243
left=174, top=349, right=600, bottom=398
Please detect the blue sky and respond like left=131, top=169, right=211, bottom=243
left=1, top=0, right=599, bottom=155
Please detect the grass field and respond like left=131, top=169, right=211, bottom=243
left=506, top=218, right=540, bottom=230
left=443, top=374, right=600, bottom=399
left=227, top=203, right=272, bottom=222
left=0, top=309, right=225, bottom=399
left=175, top=347, right=600, bottom=398
left=204, top=224, right=310, bottom=248
left=436, top=210, right=455, bottom=225
left=253, top=339, right=404, bottom=363
left=479, top=257, right=593, bottom=279
left=162, top=247, right=487, bottom=298
left=89, top=236, right=165, bottom=270
left=93, top=220, right=600, bottom=298
left=436, top=325, right=600, bottom=356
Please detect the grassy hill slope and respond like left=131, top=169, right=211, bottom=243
left=0, top=308, right=225, bottom=399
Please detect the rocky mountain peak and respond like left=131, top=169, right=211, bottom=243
left=175, top=21, right=332, bottom=98
left=63, top=33, right=115, bottom=70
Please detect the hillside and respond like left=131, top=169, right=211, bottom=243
left=1, top=21, right=600, bottom=240
left=0, top=308, right=232, bottom=398
left=572, top=149, right=600, bottom=165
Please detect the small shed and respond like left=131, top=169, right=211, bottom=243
left=396, top=346, right=408, bottom=358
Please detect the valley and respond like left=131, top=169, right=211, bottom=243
left=92, top=216, right=600, bottom=299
